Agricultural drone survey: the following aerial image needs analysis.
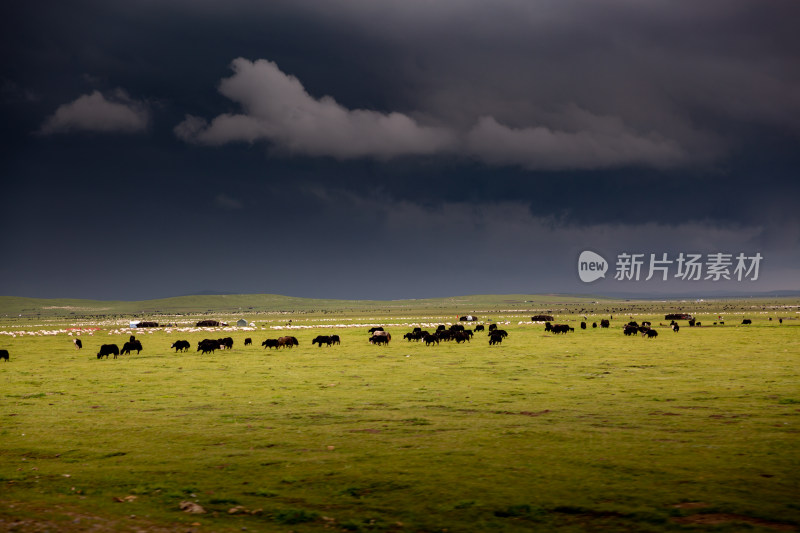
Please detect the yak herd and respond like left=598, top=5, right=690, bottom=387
left=387, top=324, right=509, bottom=346
left=0, top=315, right=765, bottom=363
left=545, top=318, right=665, bottom=339
left=86, top=317, right=667, bottom=359
left=81, top=324, right=512, bottom=361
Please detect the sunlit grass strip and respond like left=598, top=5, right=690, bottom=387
left=1, top=310, right=798, bottom=531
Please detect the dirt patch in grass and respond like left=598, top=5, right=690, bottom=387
left=0, top=500, right=193, bottom=533
left=672, top=502, right=709, bottom=509
left=672, top=513, right=797, bottom=530
left=495, top=409, right=551, bottom=417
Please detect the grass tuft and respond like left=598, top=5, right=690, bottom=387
left=273, top=508, right=318, bottom=524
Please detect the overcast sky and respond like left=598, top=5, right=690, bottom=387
left=1, top=0, right=798, bottom=300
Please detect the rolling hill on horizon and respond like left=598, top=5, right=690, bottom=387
left=0, top=293, right=605, bottom=318
left=1, top=291, right=797, bottom=318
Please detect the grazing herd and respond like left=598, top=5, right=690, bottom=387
left=312, top=335, right=341, bottom=347
left=545, top=322, right=574, bottom=334
left=261, top=336, right=299, bottom=349
left=621, top=321, right=659, bottom=338
left=197, top=337, right=234, bottom=354
left=396, top=323, right=510, bottom=345
left=0, top=316, right=770, bottom=364
left=87, top=323, right=513, bottom=361
left=398, top=324, right=484, bottom=345
left=96, top=335, right=144, bottom=358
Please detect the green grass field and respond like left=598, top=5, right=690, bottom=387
left=1, top=296, right=799, bottom=532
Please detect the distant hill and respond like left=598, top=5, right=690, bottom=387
left=0, top=293, right=605, bottom=318
left=593, top=289, right=800, bottom=300
left=1, top=292, right=797, bottom=318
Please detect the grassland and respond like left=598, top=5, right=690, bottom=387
left=1, top=295, right=799, bottom=532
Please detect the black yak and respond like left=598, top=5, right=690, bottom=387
left=171, top=340, right=190, bottom=352
left=97, top=344, right=119, bottom=359
left=312, top=335, right=333, bottom=347
left=370, top=335, right=389, bottom=345
left=489, top=332, right=504, bottom=345
left=422, top=334, right=439, bottom=346
left=120, top=340, right=143, bottom=355
left=197, top=339, right=218, bottom=354
left=217, top=337, right=233, bottom=350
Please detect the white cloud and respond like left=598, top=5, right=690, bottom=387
left=40, top=89, right=149, bottom=135
left=465, top=113, right=686, bottom=170
left=175, top=58, right=457, bottom=158
left=175, top=58, right=697, bottom=170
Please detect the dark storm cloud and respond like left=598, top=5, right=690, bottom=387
left=214, top=193, right=244, bottom=211
left=146, top=0, right=799, bottom=173
left=230, top=0, right=799, bottom=161
left=1, top=0, right=798, bottom=300
left=12, top=0, right=800, bottom=165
